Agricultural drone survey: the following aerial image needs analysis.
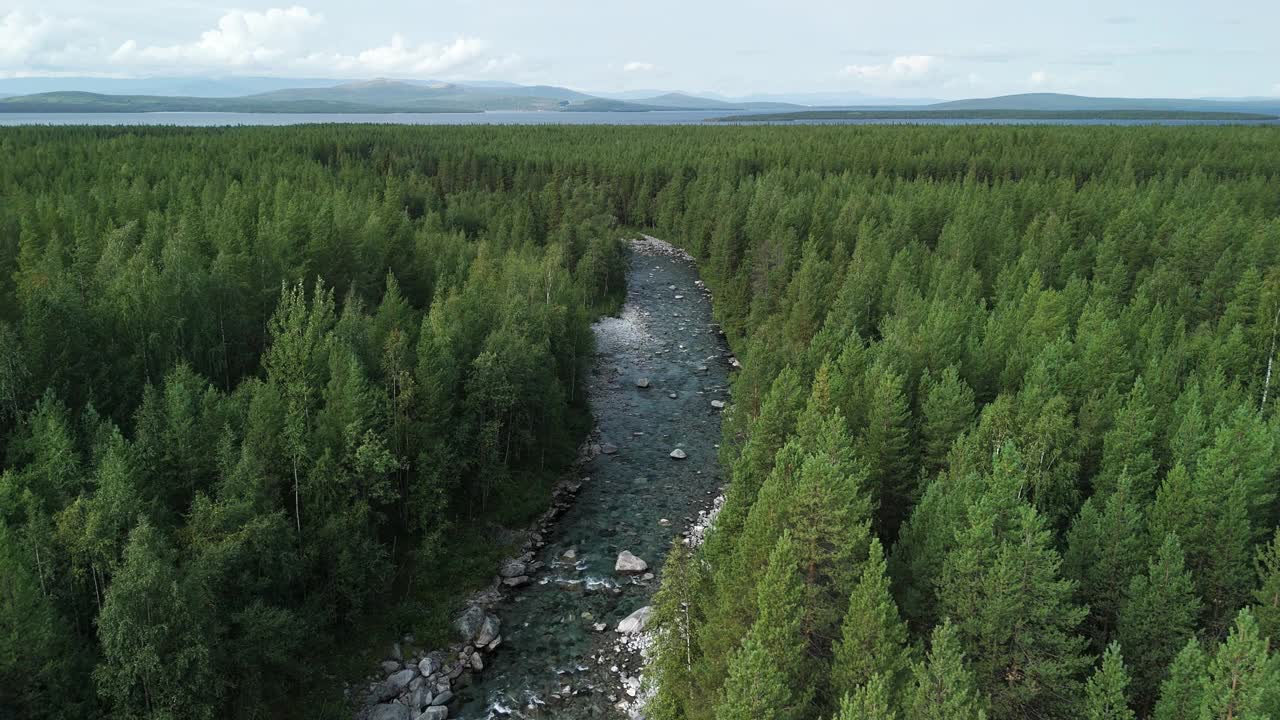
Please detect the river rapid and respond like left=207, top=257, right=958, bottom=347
left=451, top=236, right=732, bottom=718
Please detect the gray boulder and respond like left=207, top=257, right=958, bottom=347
left=417, top=707, right=448, bottom=720
left=498, top=559, right=526, bottom=578
left=418, top=656, right=440, bottom=677
left=380, top=660, right=402, bottom=675
left=635, top=377, right=650, bottom=388
left=475, top=615, right=501, bottom=648
left=615, top=551, right=648, bottom=574
left=386, top=669, right=416, bottom=694
left=454, top=606, right=485, bottom=643
left=617, top=606, right=653, bottom=634
left=410, top=686, right=433, bottom=711
left=669, top=448, right=687, bottom=459
left=431, top=689, right=454, bottom=706
left=370, top=703, right=411, bottom=720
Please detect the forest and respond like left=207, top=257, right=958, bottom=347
left=1, top=123, right=1279, bottom=720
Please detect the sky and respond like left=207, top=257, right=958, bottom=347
left=2, top=0, right=1278, bottom=99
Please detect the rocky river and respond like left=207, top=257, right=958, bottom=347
left=356, top=236, right=733, bottom=720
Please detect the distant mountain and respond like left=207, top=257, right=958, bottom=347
left=0, top=90, right=476, bottom=114
left=930, top=92, right=1280, bottom=114
left=0, top=76, right=343, bottom=98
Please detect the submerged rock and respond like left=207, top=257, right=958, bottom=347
left=669, top=448, right=687, bottom=460
left=635, top=377, right=650, bottom=388
left=615, top=551, right=649, bottom=574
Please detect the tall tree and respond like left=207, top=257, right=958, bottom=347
left=903, top=620, right=988, bottom=720
left=1083, top=643, right=1136, bottom=720
left=831, top=537, right=913, bottom=706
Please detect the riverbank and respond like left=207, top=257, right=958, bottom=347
left=350, top=235, right=733, bottom=720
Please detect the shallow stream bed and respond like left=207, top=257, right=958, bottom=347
left=453, top=238, right=731, bottom=718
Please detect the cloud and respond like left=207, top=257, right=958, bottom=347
left=108, top=6, right=497, bottom=77
left=0, top=9, right=96, bottom=69
left=112, top=7, right=321, bottom=67
left=1030, top=70, right=1049, bottom=86
left=623, top=61, right=656, bottom=72
left=298, top=35, right=489, bottom=75
left=841, top=55, right=938, bottom=83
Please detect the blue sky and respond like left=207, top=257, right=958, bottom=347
left=2, top=0, right=1276, bottom=98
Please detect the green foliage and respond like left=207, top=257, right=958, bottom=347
left=903, top=621, right=987, bottom=720
left=831, top=538, right=913, bottom=706
left=1118, top=533, right=1202, bottom=712
left=1084, top=643, right=1136, bottom=720
left=1152, top=639, right=1208, bottom=720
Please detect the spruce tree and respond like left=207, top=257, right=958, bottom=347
left=858, top=360, right=916, bottom=539
left=904, top=620, right=988, bottom=720
left=1084, top=643, right=1136, bottom=720
left=919, top=366, right=976, bottom=478
left=1064, top=473, right=1147, bottom=650
left=831, top=537, right=912, bottom=705
left=1199, top=609, right=1274, bottom=720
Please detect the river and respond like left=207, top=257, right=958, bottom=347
left=449, top=237, right=731, bottom=718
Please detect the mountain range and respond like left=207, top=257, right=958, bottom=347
left=0, top=78, right=1277, bottom=116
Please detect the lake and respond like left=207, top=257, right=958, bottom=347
left=1, top=110, right=1277, bottom=127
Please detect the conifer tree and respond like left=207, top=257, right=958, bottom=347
left=1152, top=639, right=1208, bottom=720
left=1198, top=609, right=1274, bottom=720
left=647, top=541, right=706, bottom=720
left=831, top=537, right=912, bottom=706
left=1064, top=473, right=1147, bottom=649
left=937, top=443, right=1089, bottom=720
left=1096, top=378, right=1158, bottom=500
left=858, top=361, right=915, bottom=539
left=904, top=620, right=988, bottom=720
left=1084, top=643, right=1136, bottom=720
left=1117, top=533, right=1201, bottom=712
left=1252, top=527, right=1280, bottom=641
left=919, top=366, right=976, bottom=478
left=714, top=532, right=812, bottom=720
left=834, top=673, right=897, bottom=720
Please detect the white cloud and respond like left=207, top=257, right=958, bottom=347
left=1030, top=70, right=1049, bottom=86
left=112, top=7, right=321, bottom=67
left=841, top=55, right=938, bottom=83
left=0, top=10, right=94, bottom=68
left=623, top=61, right=656, bottom=72
left=106, top=6, right=496, bottom=77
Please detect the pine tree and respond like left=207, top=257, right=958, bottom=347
left=1084, top=643, right=1136, bottom=720
left=831, top=537, right=913, bottom=706
left=858, top=361, right=915, bottom=539
left=937, top=443, right=1089, bottom=720
left=1152, top=639, right=1208, bottom=720
left=647, top=541, right=706, bottom=720
left=1253, top=527, right=1280, bottom=641
left=1064, top=473, right=1147, bottom=650
left=919, top=366, right=976, bottom=478
left=904, top=620, right=988, bottom=720
left=834, top=673, right=898, bottom=720
left=1117, top=533, right=1201, bottom=712
left=714, top=532, right=812, bottom=720
left=1096, top=378, right=1158, bottom=500
left=1199, top=609, right=1274, bottom=720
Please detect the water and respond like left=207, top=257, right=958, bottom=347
left=453, top=240, right=730, bottom=719
left=1, top=110, right=1275, bottom=127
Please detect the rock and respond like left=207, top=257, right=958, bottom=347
left=658, top=518, right=671, bottom=526
left=469, top=651, right=484, bottom=671
left=668, top=392, right=678, bottom=399
left=593, top=622, right=608, bottom=632
left=635, top=377, right=650, bottom=388
left=418, top=656, right=440, bottom=677
left=669, top=448, right=687, bottom=460
left=562, top=547, right=578, bottom=561
left=454, top=606, right=485, bottom=643
left=617, top=606, right=653, bottom=634
left=486, top=635, right=502, bottom=651
left=502, top=575, right=530, bottom=588
left=710, top=400, right=725, bottom=409
left=475, top=615, right=501, bottom=648
left=498, top=559, right=527, bottom=578
left=601, top=443, right=618, bottom=455
left=370, top=704, right=411, bottom=720
left=431, top=690, right=454, bottom=706
left=386, top=668, right=416, bottom=694
left=416, top=708, right=448, bottom=720
left=615, top=551, right=648, bottom=574
left=391, top=642, right=404, bottom=662
left=381, top=660, right=403, bottom=675
left=411, top=686, right=434, bottom=711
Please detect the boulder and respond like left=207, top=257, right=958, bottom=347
left=615, top=551, right=648, bottom=574
left=617, top=606, right=654, bottom=634
left=635, top=377, right=650, bottom=388
left=418, top=656, right=440, bottom=677
left=381, top=660, right=402, bottom=675
left=386, top=669, right=416, bottom=694
left=669, top=448, right=687, bottom=460
left=417, top=708, right=448, bottom=720
left=498, top=559, right=527, bottom=578
left=454, top=605, right=485, bottom=643
left=411, top=686, right=433, bottom=711
left=431, top=690, right=454, bottom=706
left=475, top=615, right=501, bottom=648
left=469, top=651, right=484, bottom=671
left=601, top=443, right=618, bottom=455
left=502, top=575, right=530, bottom=588
left=710, top=400, right=725, bottom=409
left=370, top=704, right=411, bottom=720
